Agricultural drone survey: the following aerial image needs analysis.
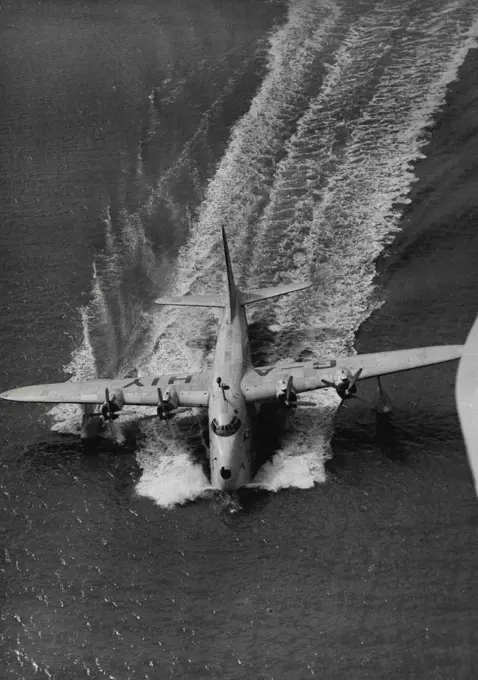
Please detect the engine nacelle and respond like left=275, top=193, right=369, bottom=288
left=163, top=387, right=179, bottom=410
left=101, top=388, right=125, bottom=421
left=157, top=386, right=179, bottom=419
left=334, top=369, right=356, bottom=399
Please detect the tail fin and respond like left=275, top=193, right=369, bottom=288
left=222, top=226, right=237, bottom=320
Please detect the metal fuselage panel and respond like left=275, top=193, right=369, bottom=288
left=209, top=302, right=253, bottom=491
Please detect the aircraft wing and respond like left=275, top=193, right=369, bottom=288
left=241, top=345, right=463, bottom=403
left=0, top=371, right=211, bottom=408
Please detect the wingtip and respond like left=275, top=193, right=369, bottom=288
left=0, top=388, right=23, bottom=401
left=0, top=389, right=23, bottom=402
left=0, top=386, right=45, bottom=402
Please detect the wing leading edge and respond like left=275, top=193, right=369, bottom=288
left=241, top=345, right=463, bottom=402
left=0, top=371, right=211, bottom=408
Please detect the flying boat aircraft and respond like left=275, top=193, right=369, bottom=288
left=0, top=228, right=467, bottom=491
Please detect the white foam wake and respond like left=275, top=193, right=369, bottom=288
left=135, top=414, right=212, bottom=508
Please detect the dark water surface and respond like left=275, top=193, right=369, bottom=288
left=1, top=1, right=478, bottom=678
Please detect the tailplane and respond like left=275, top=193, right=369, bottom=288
left=155, top=228, right=311, bottom=313
left=154, top=294, right=224, bottom=308
left=240, top=281, right=312, bottom=305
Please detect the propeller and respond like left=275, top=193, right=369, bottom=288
left=101, top=388, right=111, bottom=420
left=156, top=387, right=189, bottom=434
left=321, top=368, right=363, bottom=412
left=100, top=388, right=116, bottom=435
left=156, top=387, right=166, bottom=418
left=347, top=367, right=362, bottom=393
left=285, top=376, right=297, bottom=408
left=95, top=388, right=130, bottom=435
left=321, top=368, right=360, bottom=392
left=156, top=387, right=172, bottom=434
left=276, top=376, right=316, bottom=408
left=322, top=369, right=393, bottom=414
left=335, top=368, right=362, bottom=412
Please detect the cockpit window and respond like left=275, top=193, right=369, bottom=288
left=211, top=416, right=242, bottom=437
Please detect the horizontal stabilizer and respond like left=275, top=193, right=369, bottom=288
left=240, top=281, right=312, bottom=306
left=155, top=294, right=225, bottom=308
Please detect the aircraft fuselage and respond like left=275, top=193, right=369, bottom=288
left=208, top=300, right=254, bottom=491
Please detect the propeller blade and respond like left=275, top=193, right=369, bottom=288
left=321, top=378, right=337, bottom=388
left=335, top=391, right=383, bottom=414
left=107, top=387, right=112, bottom=420
left=348, top=368, right=363, bottom=393
left=336, top=397, right=347, bottom=413
left=157, top=387, right=173, bottom=434
left=101, top=387, right=112, bottom=421
left=157, top=387, right=167, bottom=419
left=285, top=376, right=294, bottom=407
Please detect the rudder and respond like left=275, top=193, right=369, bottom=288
left=222, top=226, right=237, bottom=320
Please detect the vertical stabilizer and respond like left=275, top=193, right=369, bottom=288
left=222, top=227, right=237, bottom=321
